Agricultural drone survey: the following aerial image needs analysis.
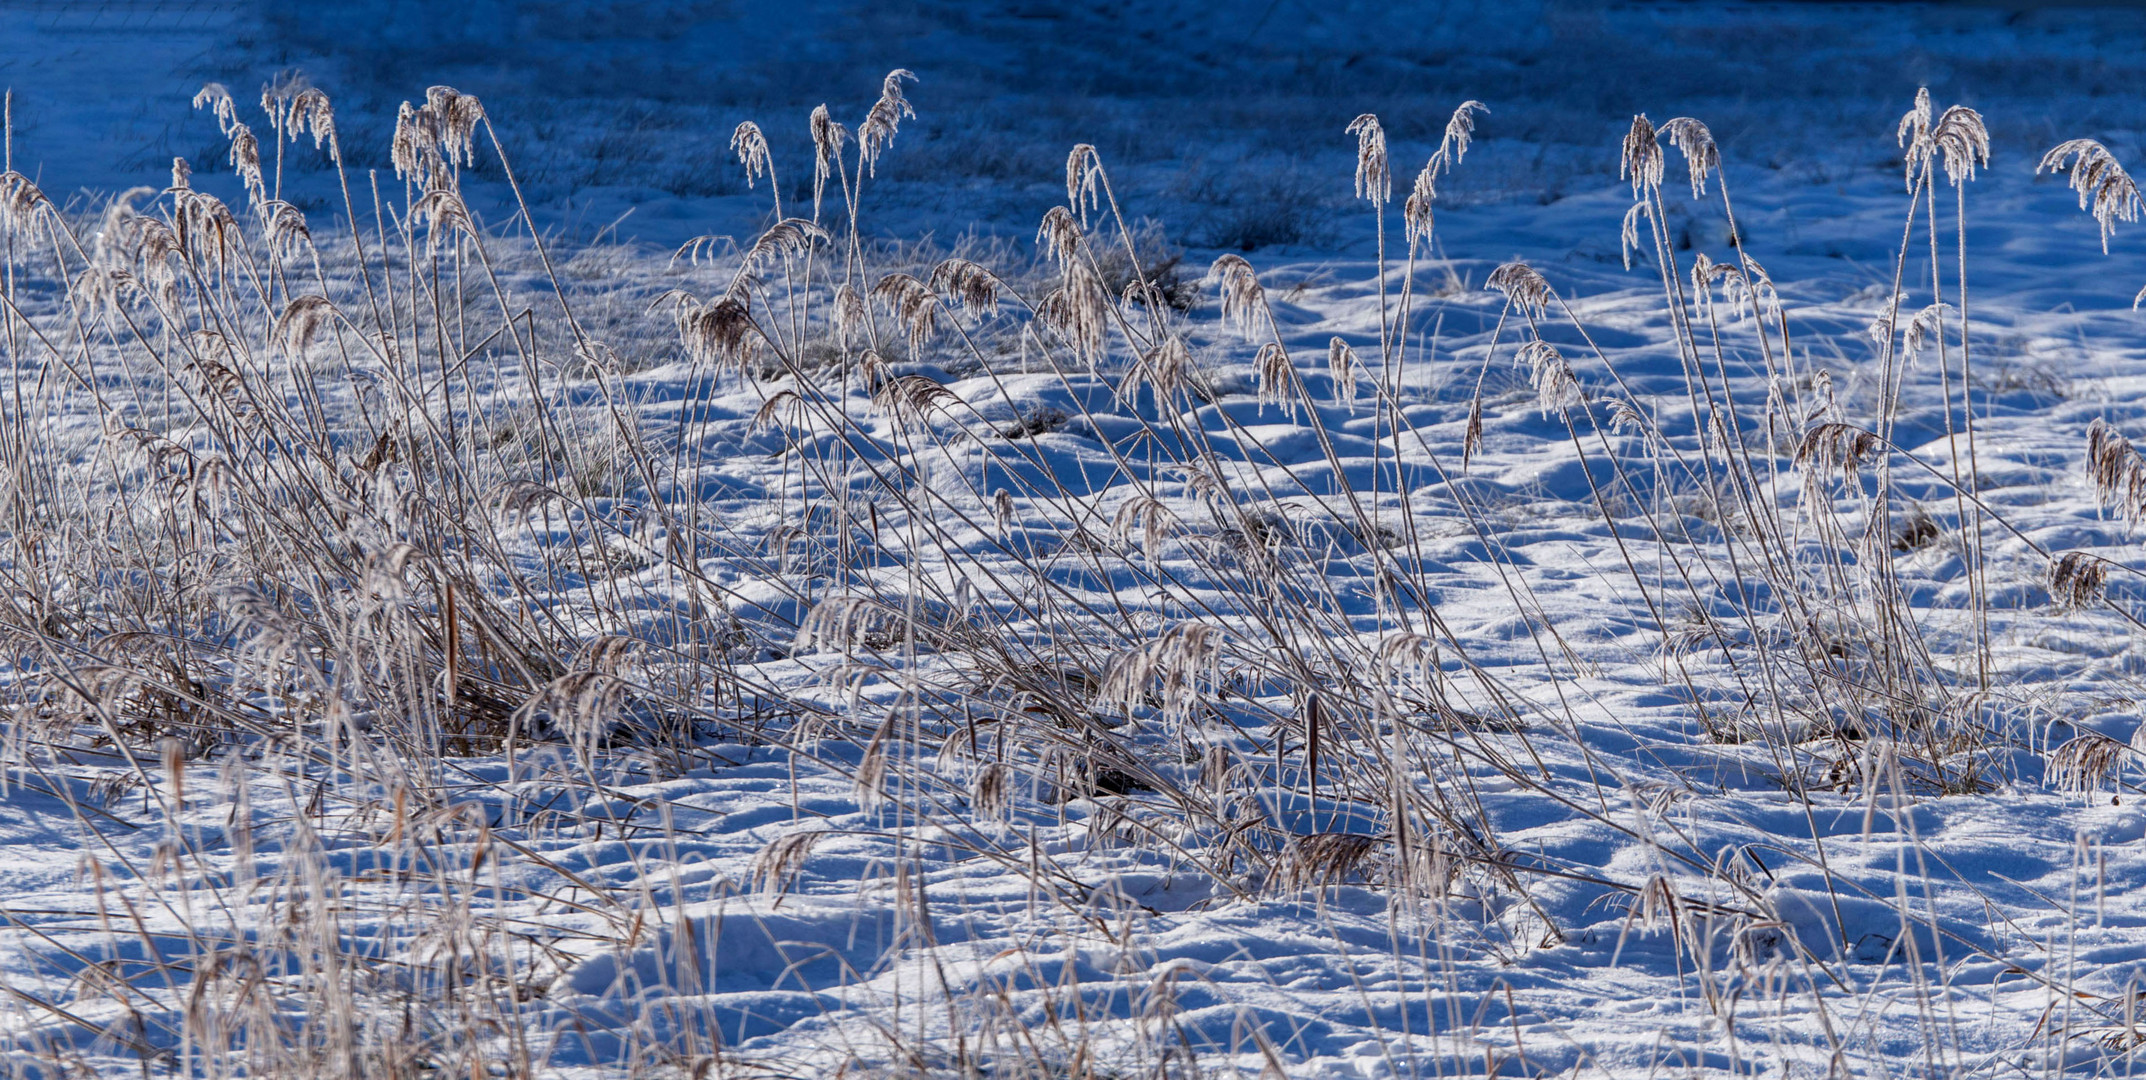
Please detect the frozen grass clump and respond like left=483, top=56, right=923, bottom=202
left=6, top=67, right=2146, bottom=1079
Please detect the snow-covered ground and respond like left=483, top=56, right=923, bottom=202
left=11, top=2, right=2146, bottom=1078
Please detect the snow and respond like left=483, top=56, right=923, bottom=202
left=8, top=2, right=2146, bottom=1077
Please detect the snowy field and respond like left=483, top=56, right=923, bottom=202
left=11, top=2, right=2146, bottom=1078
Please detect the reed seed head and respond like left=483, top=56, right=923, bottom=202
left=1619, top=200, right=1652, bottom=271
left=1346, top=113, right=1390, bottom=206
left=1486, top=261, right=1553, bottom=321
left=1327, top=337, right=1360, bottom=409
left=677, top=295, right=763, bottom=372
left=1517, top=340, right=1580, bottom=417
left=1931, top=105, right=1989, bottom=186
left=1066, top=143, right=1104, bottom=218
left=2086, top=417, right=2146, bottom=524
left=1287, top=833, right=1379, bottom=890
left=1622, top=114, right=1664, bottom=198
left=1109, top=494, right=1179, bottom=563
left=425, top=85, right=486, bottom=166
left=288, top=87, right=336, bottom=157
left=274, top=295, right=338, bottom=356
left=0, top=171, right=54, bottom=238
left=1036, top=205, right=1084, bottom=273
left=1442, top=100, right=1489, bottom=165
left=929, top=257, right=1000, bottom=320
left=1254, top=342, right=1296, bottom=419
left=810, top=104, right=847, bottom=183
left=2041, top=139, right=2140, bottom=253
left=1208, top=254, right=1265, bottom=341
left=1099, top=622, right=1223, bottom=729
left=833, top=282, right=870, bottom=348
left=226, top=122, right=264, bottom=207
left=751, top=830, right=825, bottom=898
left=1658, top=117, right=1718, bottom=198
left=1125, top=334, right=1195, bottom=403
left=873, top=374, right=958, bottom=431
left=870, top=271, right=940, bottom=357
left=1034, top=260, right=1109, bottom=368
left=1794, top=422, right=1883, bottom=486
left=2050, top=731, right=2128, bottom=795
left=2049, top=551, right=2110, bottom=612
left=731, top=121, right=772, bottom=189
left=860, top=68, right=917, bottom=176
left=193, top=82, right=238, bottom=135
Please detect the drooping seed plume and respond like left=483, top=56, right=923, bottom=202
left=2050, top=731, right=2128, bottom=795
left=2049, top=551, right=2111, bottom=612
left=1345, top=114, right=1390, bottom=206
left=1486, top=261, right=1553, bottom=321
left=1931, top=105, right=1989, bottom=185
left=1066, top=142, right=1104, bottom=217
left=1034, top=260, right=1110, bottom=368
left=1621, top=114, right=1664, bottom=198
left=860, top=68, right=917, bottom=176
left=1125, top=334, right=1195, bottom=403
left=929, top=258, right=1001, bottom=320
left=1898, top=87, right=1935, bottom=189
left=1255, top=342, right=1296, bottom=418
left=1518, top=340, right=1581, bottom=417
left=871, top=271, right=940, bottom=356
left=1327, top=336, right=1360, bottom=408
left=731, top=120, right=774, bottom=190
left=2041, top=138, right=2141, bottom=253
left=1657, top=117, right=1718, bottom=198
left=1209, top=254, right=1266, bottom=341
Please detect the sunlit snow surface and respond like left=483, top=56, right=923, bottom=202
left=7, top=2, right=2146, bottom=1077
